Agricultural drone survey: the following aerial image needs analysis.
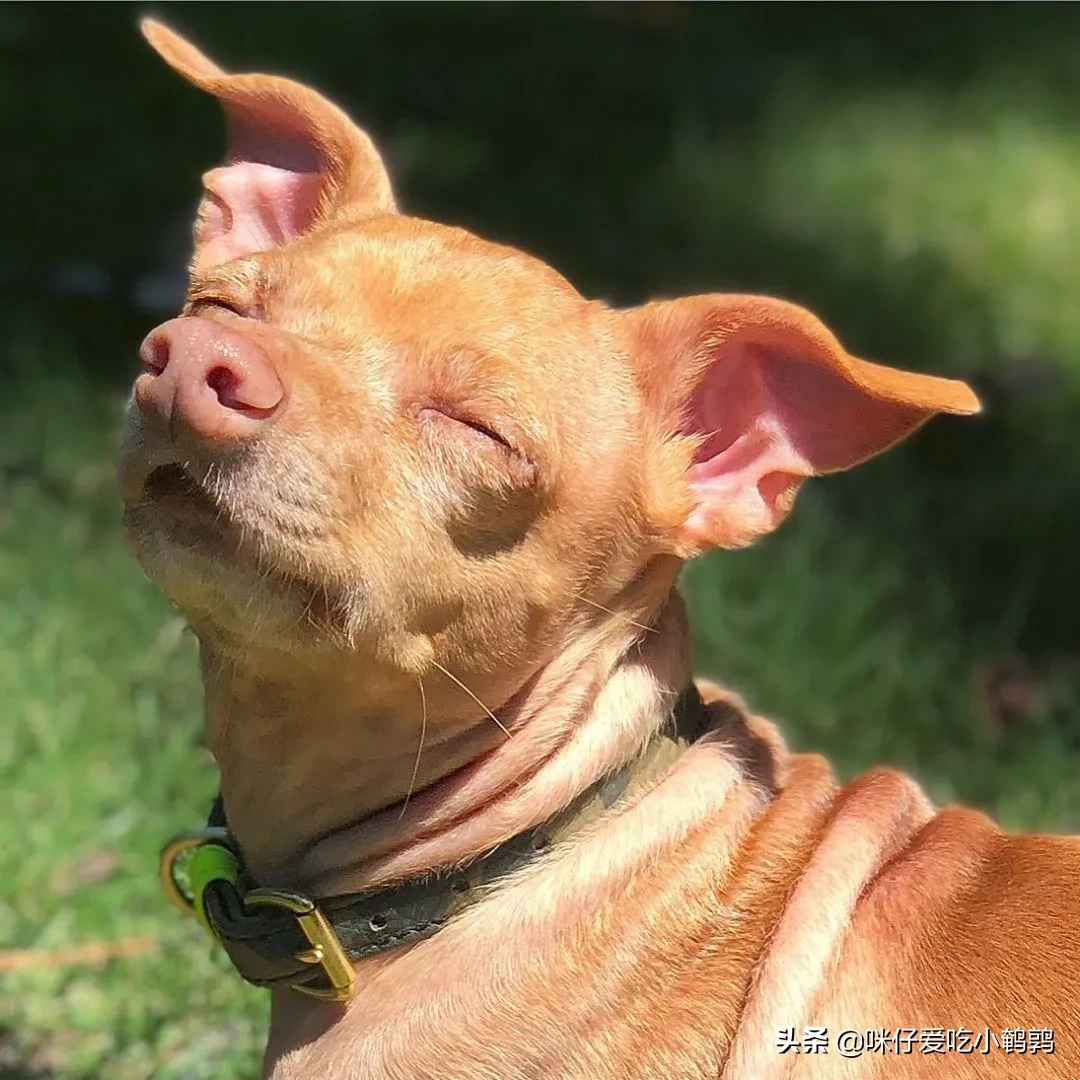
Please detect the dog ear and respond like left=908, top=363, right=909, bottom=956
left=141, top=19, right=396, bottom=273
left=628, top=294, right=981, bottom=554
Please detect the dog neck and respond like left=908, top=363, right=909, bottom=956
left=199, top=570, right=693, bottom=896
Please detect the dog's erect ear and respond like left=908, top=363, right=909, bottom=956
left=141, top=19, right=395, bottom=273
left=629, top=295, right=981, bottom=554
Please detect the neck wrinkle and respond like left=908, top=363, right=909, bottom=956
left=276, top=589, right=692, bottom=896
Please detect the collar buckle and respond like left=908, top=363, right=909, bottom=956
left=159, top=829, right=356, bottom=1002
left=244, top=889, right=357, bottom=1002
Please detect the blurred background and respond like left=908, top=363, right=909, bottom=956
left=2, top=3, right=1079, bottom=1076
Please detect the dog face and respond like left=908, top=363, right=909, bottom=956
left=118, top=21, right=979, bottom=723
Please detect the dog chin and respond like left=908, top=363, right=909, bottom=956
left=124, top=516, right=345, bottom=652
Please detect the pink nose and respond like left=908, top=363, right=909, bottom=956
left=135, top=317, right=284, bottom=444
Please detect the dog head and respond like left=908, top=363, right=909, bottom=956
left=119, top=21, right=980, bottom=725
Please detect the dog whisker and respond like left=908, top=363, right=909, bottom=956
left=430, top=660, right=511, bottom=739
left=576, top=594, right=657, bottom=634
left=400, top=678, right=428, bottom=818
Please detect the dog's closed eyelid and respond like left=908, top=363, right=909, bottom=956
left=448, top=413, right=513, bottom=451
left=416, top=403, right=514, bottom=453
left=186, top=267, right=265, bottom=320
left=186, top=296, right=251, bottom=320
left=413, top=403, right=539, bottom=488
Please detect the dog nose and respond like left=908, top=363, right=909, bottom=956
left=135, top=317, right=284, bottom=443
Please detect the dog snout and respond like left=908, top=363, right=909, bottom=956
left=135, top=317, right=285, bottom=444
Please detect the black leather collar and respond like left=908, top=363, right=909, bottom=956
left=170, top=683, right=712, bottom=999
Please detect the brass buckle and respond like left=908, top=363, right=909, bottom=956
left=245, top=889, right=357, bottom=1003
left=159, top=827, right=232, bottom=915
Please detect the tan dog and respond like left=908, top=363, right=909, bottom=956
left=119, top=20, right=1080, bottom=1079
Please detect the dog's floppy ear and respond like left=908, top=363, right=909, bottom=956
left=629, top=294, right=981, bottom=554
left=141, top=19, right=395, bottom=273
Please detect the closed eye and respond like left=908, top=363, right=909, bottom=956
left=186, top=296, right=249, bottom=319
left=416, top=402, right=538, bottom=487
left=450, top=413, right=514, bottom=451
left=418, top=403, right=514, bottom=452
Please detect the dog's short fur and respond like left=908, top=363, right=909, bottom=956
left=119, top=22, right=1080, bottom=1079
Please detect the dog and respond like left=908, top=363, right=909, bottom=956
left=118, top=20, right=1079, bottom=1079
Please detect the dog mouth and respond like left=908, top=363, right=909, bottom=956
left=127, top=460, right=237, bottom=553
left=129, top=460, right=358, bottom=644
left=131, top=460, right=327, bottom=581
left=144, top=462, right=218, bottom=509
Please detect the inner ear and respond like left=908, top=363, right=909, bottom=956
left=688, top=338, right=934, bottom=478
left=682, top=337, right=929, bottom=549
left=197, top=163, right=325, bottom=270
left=141, top=19, right=396, bottom=272
left=627, top=294, right=981, bottom=555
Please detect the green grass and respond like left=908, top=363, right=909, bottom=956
left=685, top=499, right=1080, bottom=832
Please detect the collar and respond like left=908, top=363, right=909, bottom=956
left=160, top=683, right=713, bottom=1002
